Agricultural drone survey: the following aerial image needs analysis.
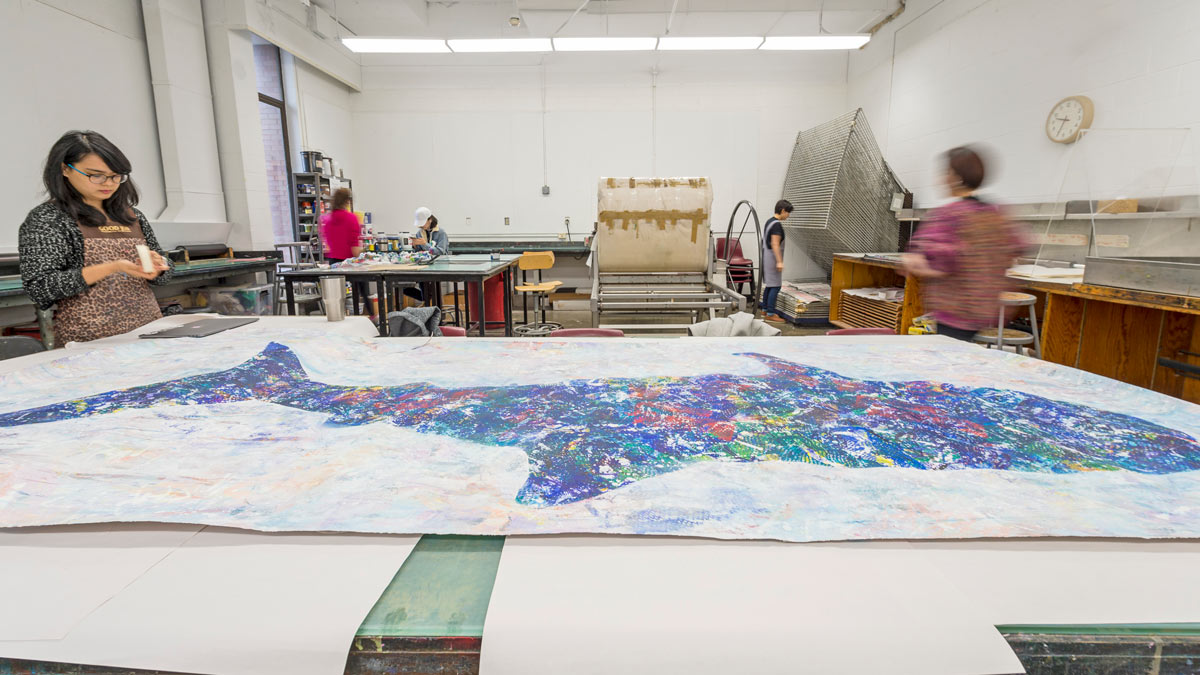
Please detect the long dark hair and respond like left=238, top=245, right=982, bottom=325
left=43, top=130, right=139, bottom=226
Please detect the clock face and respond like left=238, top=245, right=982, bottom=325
left=1046, top=96, right=1093, bottom=144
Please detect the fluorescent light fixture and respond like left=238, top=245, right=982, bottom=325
left=447, top=38, right=553, bottom=53
left=657, top=36, right=763, bottom=51
left=341, top=38, right=449, bottom=53
left=553, top=37, right=658, bottom=52
left=760, top=35, right=871, bottom=50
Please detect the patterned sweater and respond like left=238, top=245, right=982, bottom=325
left=907, top=197, right=1029, bottom=331
left=19, top=202, right=175, bottom=311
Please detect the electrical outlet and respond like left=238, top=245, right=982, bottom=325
left=558, top=233, right=567, bottom=240
left=504, top=216, right=510, bottom=226
left=465, top=216, right=471, bottom=227
left=542, top=185, right=550, bottom=195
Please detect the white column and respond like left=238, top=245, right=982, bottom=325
left=202, top=0, right=276, bottom=250
left=142, top=0, right=227, bottom=224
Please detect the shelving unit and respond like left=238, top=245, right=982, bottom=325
left=292, top=171, right=352, bottom=241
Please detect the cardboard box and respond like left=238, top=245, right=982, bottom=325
left=1096, top=199, right=1138, bottom=214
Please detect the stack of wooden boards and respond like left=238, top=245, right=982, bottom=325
left=837, top=286, right=905, bottom=332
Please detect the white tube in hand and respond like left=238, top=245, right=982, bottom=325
left=135, top=244, right=154, bottom=273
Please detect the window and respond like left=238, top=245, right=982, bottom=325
left=253, top=43, right=296, bottom=244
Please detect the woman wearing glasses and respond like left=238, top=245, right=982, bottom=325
left=19, top=130, right=173, bottom=343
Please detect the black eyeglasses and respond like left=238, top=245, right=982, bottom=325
left=67, top=164, right=129, bottom=185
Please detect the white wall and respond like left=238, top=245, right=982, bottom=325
left=849, top=0, right=1200, bottom=208
left=1, top=0, right=165, bottom=252
left=294, top=59, right=356, bottom=181
left=350, top=51, right=849, bottom=267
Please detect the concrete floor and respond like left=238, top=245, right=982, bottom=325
left=490, top=308, right=831, bottom=337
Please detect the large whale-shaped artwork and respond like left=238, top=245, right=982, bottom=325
left=2, top=341, right=1198, bottom=526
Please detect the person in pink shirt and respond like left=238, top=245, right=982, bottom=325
left=320, top=188, right=361, bottom=263
left=903, top=146, right=1030, bottom=342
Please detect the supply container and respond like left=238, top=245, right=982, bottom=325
left=319, top=276, right=346, bottom=321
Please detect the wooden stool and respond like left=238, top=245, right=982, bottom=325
left=972, top=292, right=1041, bottom=358
left=514, top=251, right=564, bottom=337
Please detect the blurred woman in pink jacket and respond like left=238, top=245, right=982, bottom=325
left=904, top=147, right=1029, bottom=342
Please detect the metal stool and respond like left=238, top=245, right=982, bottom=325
left=972, top=292, right=1041, bottom=358
left=273, top=262, right=324, bottom=316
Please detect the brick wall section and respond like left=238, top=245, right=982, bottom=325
left=253, top=43, right=293, bottom=243
left=259, top=101, right=294, bottom=243
left=253, top=44, right=283, bottom=100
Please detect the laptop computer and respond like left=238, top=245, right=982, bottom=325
left=139, top=317, right=259, bottom=339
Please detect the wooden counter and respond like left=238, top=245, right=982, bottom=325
left=830, top=254, right=1200, bottom=404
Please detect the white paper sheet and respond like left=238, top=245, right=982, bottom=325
left=0, top=528, right=418, bottom=675
left=0, top=524, right=204, bottom=640
left=480, top=536, right=1024, bottom=675
left=906, top=539, right=1200, bottom=625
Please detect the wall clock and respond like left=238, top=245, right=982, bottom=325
left=1046, top=95, right=1094, bottom=144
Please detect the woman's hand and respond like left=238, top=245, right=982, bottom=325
left=901, top=253, right=946, bottom=278
left=411, top=236, right=427, bottom=247
left=112, top=259, right=161, bottom=280
left=776, top=261, right=784, bottom=272
left=149, top=251, right=170, bottom=272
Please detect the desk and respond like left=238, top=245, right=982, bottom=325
left=451, top=240, right=590, bottom=257
left=1, top=331, right=1199, bottom=674
left=341, top=535, right=1200, bottom=675
left=2, top=259, right=280, bottom=346
left=830, top=253, right=1200, bottom=404
left=280, top=255, right=520, bottom=337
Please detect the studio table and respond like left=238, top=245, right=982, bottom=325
left=279, top=254, right=520, bottom=337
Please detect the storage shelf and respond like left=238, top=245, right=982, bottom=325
left=1063, top=211, right=1200, bottom=220
left=901, top=211, right=1200, bottom=223
left=293, top=171, right=350, bottom=243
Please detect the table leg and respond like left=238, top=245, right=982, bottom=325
left=453, top=282, right=460, bottom=326
left=504, top=267, right=514, bottom=337
left=351, top=282, right=360, bottom=315
left=521, top=269, right=529, bottom=325
left=36, top=307, right=55, bottom=350
left=377, top=278, right=389, bottom=336
left=478, top=277, right=487, bottom=337
left=286, top=278, right=296, bottom=316
left=464, top=282, right=472, bottom=332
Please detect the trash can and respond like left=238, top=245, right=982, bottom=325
left=467, top=276, right=505, bottom=329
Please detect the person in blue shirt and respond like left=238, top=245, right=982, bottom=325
left=412, top=206, right=449, bottom=256
left=759, top=199, right=791, bottom=323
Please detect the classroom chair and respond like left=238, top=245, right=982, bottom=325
left=972, top=292, right=1041, bottom=358
left=549, top=328, right=625, bottom=338
left=825, top=327, right=896, bottom=336
left=716, top=237, right=755, bottom=299
left=514, top=251, right=564, bottom=337
left=0, top=336, right=46, bottom=361
left=438, top=326, right=467, bottom=337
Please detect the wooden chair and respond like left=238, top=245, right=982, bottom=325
left=514, top=251, right=563, bottom=337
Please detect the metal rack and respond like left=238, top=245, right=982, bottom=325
left=780, top=109, right=903, bottom=272
left=293, top=172, right=352, bottom=241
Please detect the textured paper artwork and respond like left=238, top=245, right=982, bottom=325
left=1, top=336, right=1197, bottom=541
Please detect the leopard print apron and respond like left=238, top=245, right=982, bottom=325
left=53, top=221, right=163, bottom=344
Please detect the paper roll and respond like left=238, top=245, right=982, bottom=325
left=135, top=245, right=154, bottom=273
